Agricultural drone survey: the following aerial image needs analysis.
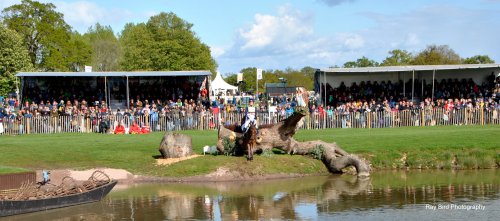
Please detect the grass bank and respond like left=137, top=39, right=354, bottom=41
left=295, top=125, right=500, bottom=169
left=0, top=166, right=31, bottom=175
left=0, top=125, right=498, bottom=177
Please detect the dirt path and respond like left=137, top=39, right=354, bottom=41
left=36, top=168, right=136, bottom=185
left=155, top=155, right=202, bottom=166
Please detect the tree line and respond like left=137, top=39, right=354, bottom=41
left=0, top=0, right=216, bottom=95
left=340, top=46, right=494, bottom=68
left=225, top=46, right=495, bottom=93
left=0, top=0, right=496, bottom=96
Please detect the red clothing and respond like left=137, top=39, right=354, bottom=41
left=114, top=125, right=125, bottom=134
left=141, top=126, right=150, bottom=134
left=318, top=106, right=325, bottom=116
left=212, top=107, right=219, bottom=114
left=130, top=124, right=141, bottom=134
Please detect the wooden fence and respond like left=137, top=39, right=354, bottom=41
left=0, top=107, right=499, bottom=135
left=0, top=172, right=36, bottom=191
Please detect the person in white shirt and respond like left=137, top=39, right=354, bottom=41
left=242, top=99, right=258, bottom=133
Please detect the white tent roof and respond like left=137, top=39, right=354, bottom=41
left=320, top=64, right=500, bottom=73
left=211, top=72, right=238, bottom=91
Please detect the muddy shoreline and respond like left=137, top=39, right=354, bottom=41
left=37, top=168, right=330, bottom=185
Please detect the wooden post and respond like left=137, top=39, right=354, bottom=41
left=421, top=109, right=424, bottom=127
left=367, top=112, right=371, bottom=129
left=27, top=117, right=31, bottom=134
left=481, top=108, right=484, bottom=125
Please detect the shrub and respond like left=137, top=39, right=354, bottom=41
left=309, top=145, right=325, bottom=160
left=222, top=137, right=236, bottom=156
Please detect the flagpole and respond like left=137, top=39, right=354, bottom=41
left=256, top=68, right=263, bottom=101
left=256, top=72, right=258, bottom=101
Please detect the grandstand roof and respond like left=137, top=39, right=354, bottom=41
left=16, top=71, right=211, bottom=77
left=320, top=64, right=500, bottom=73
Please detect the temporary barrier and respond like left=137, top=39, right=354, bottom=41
left=1, top=107, right=499, bottom=135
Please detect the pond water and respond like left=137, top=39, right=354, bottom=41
left=3, top=170, right=499, bottom=221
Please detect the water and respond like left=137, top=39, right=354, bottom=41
left=3, top=170, right=499, bottom=221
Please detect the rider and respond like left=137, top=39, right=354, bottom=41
left=242, top=99, right=258, bottom=133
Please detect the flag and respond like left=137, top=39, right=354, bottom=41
left=257, top=69, right=263, bottom=80
left=237, top=73, right=243, bottom=82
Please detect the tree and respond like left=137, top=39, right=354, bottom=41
left=301, top=66, right=317, bottom=79
left=0, top=26, right=34, bottom=96
left=1, top=0, right=74, bottom=70
left=343, top=56, right=379, bottom=68
left=279, top=68, right=314, bottom=90
left=84, top=23, right=121, bottom=71
left=411, top=45, right=462, bottom=65
left=381, top=49, right=413, bottom=66
left=217, top=112, right=370, bottom=177
left=463, top=55, right=495, bottom=64
left=227, top=67, right=316, bottom=93
left=66, top=32, right=92, bottom=72
left=120, top=12, right=217, bottom=73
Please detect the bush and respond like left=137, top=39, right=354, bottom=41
left=222, top=137, right=236, bottom=156
left=262, top=149, right=274, bottom=158
left=309, top=145, right=324, bottom=160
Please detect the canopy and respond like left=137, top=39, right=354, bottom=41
left=320, top=64, right=500, bottom=73
left=211, top=72, right=238, bottom=96
left=16, top=70, right=211, bottom=77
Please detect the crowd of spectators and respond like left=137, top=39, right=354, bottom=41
left=2, top=75, right=500, bottom=129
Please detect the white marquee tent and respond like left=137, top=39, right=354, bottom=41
left=211, top=72, right=238, bottom=97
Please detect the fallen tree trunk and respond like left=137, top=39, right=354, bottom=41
left=217, top=111, right=371, bottom=177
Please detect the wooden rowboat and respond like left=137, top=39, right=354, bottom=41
left=0, top=171, right=117, bottom=217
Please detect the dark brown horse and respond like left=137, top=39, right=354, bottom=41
left=244, top=121, right=257, bottom=161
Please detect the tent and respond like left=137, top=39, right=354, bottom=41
left=211, top=72, right=238, bottom=97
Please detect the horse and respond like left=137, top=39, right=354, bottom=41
left=244, top=121, right=257, bottom=161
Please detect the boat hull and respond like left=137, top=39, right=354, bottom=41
left=0, top=180, right=117, bottom=217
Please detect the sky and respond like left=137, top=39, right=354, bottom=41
left=1, top=0, right=500, bottom=75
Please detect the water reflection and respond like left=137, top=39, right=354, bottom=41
left=3, top=170, right=499, bottom=221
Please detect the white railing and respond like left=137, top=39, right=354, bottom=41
left=0, top=107, right=499, bottom=135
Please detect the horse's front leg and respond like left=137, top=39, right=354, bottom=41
left=247, top=144, right=253, bottom=161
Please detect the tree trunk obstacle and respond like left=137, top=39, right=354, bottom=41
left=217, top=110, right=370, bottom=177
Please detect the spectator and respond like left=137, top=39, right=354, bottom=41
left=114, top=122, right=125, bottom=134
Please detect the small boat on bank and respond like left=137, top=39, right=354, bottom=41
left=0, top=170, right=117, bottom=217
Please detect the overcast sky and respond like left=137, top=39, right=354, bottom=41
left=2, top=0, right=500, bottom=74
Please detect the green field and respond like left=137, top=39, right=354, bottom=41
left=0, top=125, right=499, bottom=177
left=0, top=166, right=31, bottom=175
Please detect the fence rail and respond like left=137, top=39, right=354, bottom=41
left=0, top=107, right=499, bottom=135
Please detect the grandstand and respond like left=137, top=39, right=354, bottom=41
left=16, top=71, right=211, bottom=110
left=314, top=64, right=500, bottom=104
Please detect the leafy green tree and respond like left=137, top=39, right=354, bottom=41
left=343, top=61, right=357, bottom=68
left=463, top=55, right=495, bottom=64
left=411, top=45, right=462, bottom=65
left=120, top=12, right=217, bottom=73
left=0, top=26, right=34, bottom=96
left=1, top=0, right=73, bottom=70
left=226, top=67, right=315, bottom=93
left=343, top=56, right=379, bottom=68
left=381, top=49, right=413, bottom=66
left=278, top=68, right=314, bottom=90
left=300, top=66, right=317, bottom=79
left=84, top=23, right=121, bottom=71
left=66, top=32, right=92, bottom=71
left=238, top=67, right=258, bottom=92
left=224, top=74, right=238, bottom=86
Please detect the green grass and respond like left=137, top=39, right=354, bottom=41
left=0, top=166, right=31, bottom=174
left=0, top=125, right=498, bottom=177
left=294, top=125, right=500, bottom=169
